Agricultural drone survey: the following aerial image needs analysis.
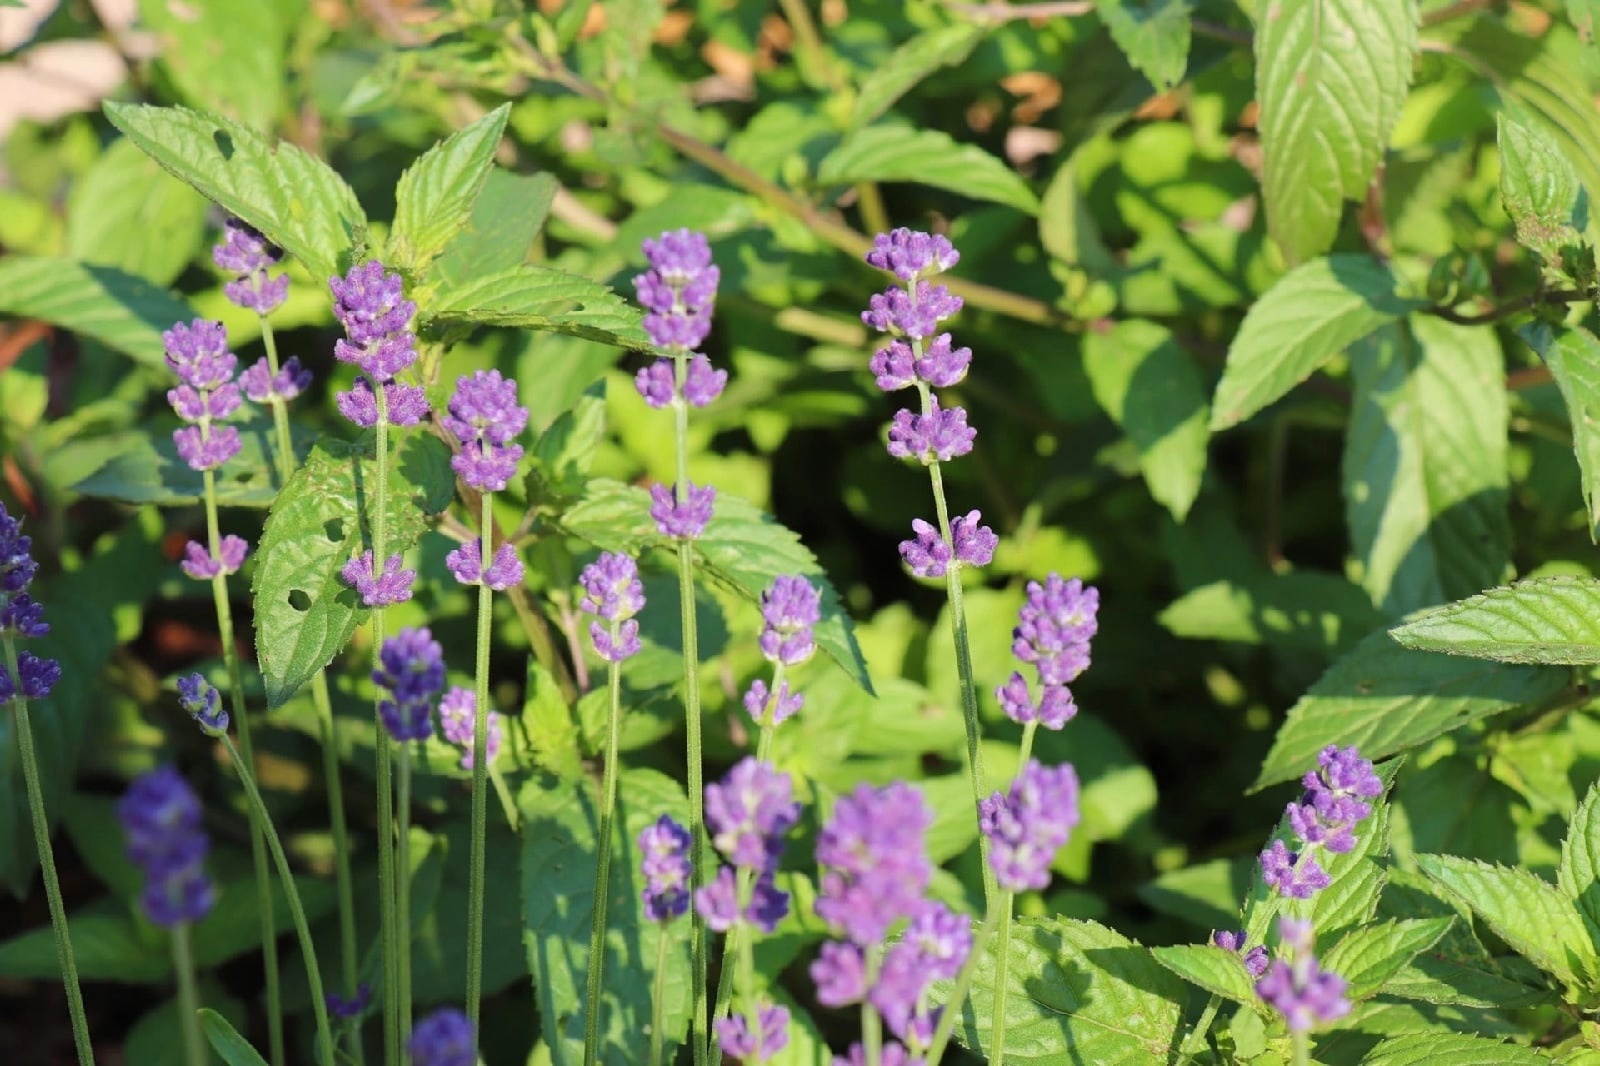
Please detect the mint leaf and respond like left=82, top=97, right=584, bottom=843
left=849, top=24, right=987, bottom=132
left=72, top=419, right=297, bottom=509
left=1390, top=576, right=1600, bottom=664
left=1521, top=324, right=1600, bottom=541
left=198, top=1009, right=271, bottom=1066
left=1498, top=109, right=1589, bottom=263
left=1560, top=781, right=1600, bottom=942
left=136, top=0, right=286, bottom=129
left=424, top=265, right=648, bottom=349
left=430, top=169, right=557, bottom=291
left=1361, top=1032, right=1559, bottom=1065
left=817, top=125, right=1039, bottom=214
left=389, top=104, right=510, bottom=274
left=1094, top=0, right=1191, bottom=91
left=1320, top=917, right=1454, bottom=1000
left=65, top=138, right=208, bottom=286
left=0, top=256, right=194, bottom=369
left=1149, top=943, right=1262, bottom=1007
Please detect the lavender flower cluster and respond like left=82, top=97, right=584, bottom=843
left=0, top=503, right=60, bottom=702
left=330, top=260, right=427, bottom=428
left=579, top=551, right=647, bottom=663
left=213, top=217, right=289, bottom=315
left=117, top=766, right=215, bottom=926
left=408, top=1007, right=477, bottom=1066
left=373, top=626, right=446, bottom=742
left=1259, top=744, right=1382, bottom=900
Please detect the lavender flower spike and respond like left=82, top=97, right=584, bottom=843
left=341, top=549, right=415, bottom=607
left=866, top=227, right=960, bottom=281
left=240, top=355, right=311, bottom=404
left=180, top=534, right=250, bottom=581
left=163, top=319, right=243, bottom=472
left=408, top=1008, right=477, bottom=1066
left=715, top=1002, right=789, bottom=1063
left=635, top=228, right=721, bottom=353
left=438, top=687, right=504, bottom=770
left=214, top=217, right=289, bottom=314
left=815, top=781, right=933, bottom=947
left=899, top=510, right=996, bottom=578
left=443, top=369, right=528, bottom=492
left=178, top=672, right=229, bottom=736
left=704, top=757, right=801, bottom=871
left=758, top=575, right=821, bottom=666
left=578, top=551, right=646, bottom=662
left=118, top=766, right=216, bottom=926
left=979, top=759, right=1081, bottom=892
left=372, top=626, right=445, bottom=742
left=650, top=481, right=716, bottom=539
left=639, top=814, right=694, bottom=921
left=1012, top=573, right=1099, bottom=686
left=445, top=539, right=524, bottom=591
left=1255, top=918, right=1350, bottom=1031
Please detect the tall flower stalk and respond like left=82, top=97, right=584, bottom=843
left=640, top=814, right=693, bottom=1066
left=632, top=228, right=726, bottom=1063
left=441, top=368, right=528, bottom=1027
left=578, top=551, right=647, bottom=1064
left=860, top=229, right=999, bottom=906
left=331, top=260, right=429, bottom=1060
left=0, top=507, right=89, bottom=1065
left=163, top=317, right=284, bottom=1066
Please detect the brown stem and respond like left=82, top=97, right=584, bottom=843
left=1425, top=290, right=1586, bottom=325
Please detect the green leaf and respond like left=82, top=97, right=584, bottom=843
left=72, top=420, right=289, bottom=508
left=817, top=125, right=1040, bottom=214
left=1390, top=575, right=1600, bottom=664
left=1254, top=628, right=1567, bottom=789
left=199, top=1008, right=270, bottom=1066
left=1149, top=943, right=1262, bottom=1007
left=1255, top=0, right=1418, bottom=263
left=1522, top=324, right=1600, bottom=541
left=944, top=917, right=1185, bottom=1063
left=1342, top=317, right=1510, bottom=615
left=430, top=169, right=557, bottom=291
left=1498, top=109, right=1589, bottom=262
left=388, top=104, right=510, bottom=274
left=104, top=102, right=366, bottom=283
left=1415, top=853, right=1599, bottom=990
left=0, top=907, right=170, bottom=982
left=127, top=990, right=247, bottom=1066
left=1210, top=255, right=1423, bottom=430
left=0, top=256, right=195, bottom=369
left=135, top=0, right=286, bottom=129
left=1094, top=0, right=1191, bottom=91
left=65, top=138, right=209, bottom=286
left=849, top=23, right=987, bottom=131
left=1560, top=781, right=1600, bottom=941
left=424, top=265, right=648, bottom=349
left=1360, top=1032, right=1558, bottom=1065
left=1572, top=0, right=1600, bottom=42
left=521, top=768, right=693, bottom=1066
left=1083, top=319, right=1210, bottom=519
left=252, top=433, right=454, bottom=707
left=1321, top=917, right=1454, bottom=1000
left=1159, top=571, right=1383, bottom=653
left=561, top=479, right=873, bottom=693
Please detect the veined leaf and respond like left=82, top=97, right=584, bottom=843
left=1361, top=1032, right=1558, bottom=1065
left=1159, top=570, right=1382, bottom=653
left=65, top=138, right=208, bottom=286
left=0, top=256, right=194, bottom=369
left=1254, top=628, right=1566, bottom=789
left=424, top=265, right=649, bottom=349
left=1342, top=317, right=1509, bottom=615
left=72, top=419, right=297, bottom=509
left=388, top=104, right=510, bottom=274
left=1149, top=943, right=1262, bottom=1008
left=1321, top=917, right=1454, bottom=1000
left=135, top=0, right=286, bottom=129
left=1390, top=576, right=1600, bottom=664
left=1498, top=110, right=1589, bottom=263
left=817, top=125, right=1039, bottom=214
left=1210, top=255, right=1422, bottom=430
left=1094, top=0, right=1191, bottom=91
left=1560, top=781, right=1600, bottom=942
left=1522, top=324, right=1600, bottom=541
left=198, top=1009, right=270, bottom=1066
left=849, top=23, right=987, bottom=131
left=430, top=169, right=557, bottom=291
left=104, top=102, right=366, bottom=283
left=1255, top=0, right=1418, bottom=263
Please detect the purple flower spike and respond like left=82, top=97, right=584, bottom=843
left=861, top=282, right=962, bottom=339
left=589, top=619, right=642, bottom=663
left=0, top=593, right=47, bottom=639
left=650, top=481, right=716, bottom=539
left=815, top=781, right=933, bottom=946
left=579, top=552, right=646, bottom=621
left=341, top=550, right=415, bottom=607
left=445, top=539, right=524, bottom=591
left=0, top=505, right=40, bottom=594
left=758, top=575, right=821, bottom=666
left=373, top=626, right=445, bottom=742
left=180, top=535, right=250, bottom=581
left=331, top=261, right=416, bottom=361
left=980, top=759, right=1081, bottom=892
left=743, top=678, right=803, bottom=726
left=636, top=359, right=677, bottom=408
left=996, top=673, right=1077, bottom=730
left=438, top=687, right=504, bottom=770
left=865, top=228, right=960, bottom=281
left=683, top=353, right=727, bottom=406
left=636, top=228, right=721, bottom=352
left=872, top=900, right=974, bottom=1038
left=407, top=1008, right=476, bottom=1066
left=178, top=672, right=228, bottom=736
left=1012, top=574, right=1099, bottom=686
left=162, top=320, right=237, bottom=390
left=1256, top=918, right=1350, bottom=1032
left=715, top=1003, right=789, bottom=1063
left=214, top=218, right=289, bottom=314
left=1285, top=745, right=1383, bottom=854
left=163, top=319, right=245, bottom=472
left=694, top=865, right=741, bottom=930
left=1214, top=930, right=1270, bottom=978
left=118, top=766, right=215, bottom=927
left=704, top=757, right=800, bottom=871
left=886, top=398, right=975, bottom=464
left=1259, top=839, right=1331, bottom=900
left=900, top=518, right=952, bottom=578
left=240, top=355, right=311, bottom=404
left=4, top=651, right=61, bottom=700
left=810, top=940, right=867, bottom=1006
left=444, top=370, right=528, bottom=492
left=173, top=424, right=243, bottom=472
left=639, top=814, right=694, bottom=922
left=325, top=984, right=373, bottom=1021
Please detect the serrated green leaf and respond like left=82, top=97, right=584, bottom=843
left=1254, top=628, right=1566, bottom=789
left=1094, top=0, right=1191, bottom=91
left=252, top=433, right=454, bottom=707
left=1343, top=318, right=1509, bottom=615
left=199, top=1008, right=270, bottom=1066
left=1390, top=576, right=1600, bottom=664
left=1149, top=943, right=1262, bottom=1007
left=560, top=479, right=872, bottom=693
left=104, top=102, right=365, bottom=283
left=0, top=256, right=194, bottom=369
left=1361, top=1032, right=1557, bottom=1065
left=72, top=420, right=291, bottom=508
left=849, top=23, right=987, bottom=131
left=65, top=138, right=208, bottom=286
left=1256, top=0, right=1418, bottom=263
left=1159, top=571, right=1382, bottom=652
left=521, top=768, right=692, bottom=1066
left=817, top=125, right=1039, bottom=214
left=1561, top=782, right=1600, bottom=943
left=424, top=265, right=648, bottom=349
left=430, top=169, right=557, bottom=291
left=1210, top=255, right=1423, bottom=430
left=943, top=917, right=1185, bottom=1063
left=1523, top=324, right=1600, bottom=541
left=1415, top=854, right=1599, bottom=990
left=389, top=105, right=510, bottom=273
left=1498, top=110, right=1589, bottom=262
left=136, top=0, right=285, bottom=129
left=1322, top=917, right=1454, bottom=1000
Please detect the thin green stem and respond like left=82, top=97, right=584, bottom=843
left=258, top=317, right=295, bottom=489
left=220, top=734, right=337, bottom=1065
left=466, top=491, right=494, bottom=1028
left=172, top=922, right=206, bottom=1066
left=924, top=905, right=1002, bottom=1065
left=989, top=890, right=1015, bottom=1063
left=862, top=947, right=883, bottom=1066
left=650, top=922, right=672, bottom=1066
left=201, top=469, right=282, bottom=1066
left=489, top=764, right=519, bottom=830
left=1180, top=994, right=1224, bottom=1061
left=312, top=671, right=364, bottom=1066
left=1292, top=1028, right=1311, bottom=1066
left=372, top=396, right=400, bottom=1066
left=397, top=745, right=414, bottom=1042
left=5, top=638, right=93, bottom=1066
left=1017, top=720, right=1039, bottom=770
left=581, top=653, right=625, bottom=1066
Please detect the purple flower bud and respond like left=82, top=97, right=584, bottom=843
left=0, top=505, right=39, bottom=594
left=118, top=766, right=215, bottom=926
left=635, top=359, right=676, bottom=408
left=695, top=865, right=741, bottom=931
left=886, top=398, right=975, bottom=463
left=167, top=383, right=242, bottom=422
left=919, top=334, right=971, bottom=387
left=214, top=218, right=289, bottom=314
left=4, top=651, right=60, bottom=700
left=162, top=320, right=237, bottom=391
left=1259, top=839, right=1331, bottom=900
left=995, top=673, right=1077, bottom=730
left=815, top=781, right=932, bottom=946
left=1012, top=574, right=1098, bottom=686
left=865, top=228, right=959, bottom=281
left=979, top=760, right=1080, bottom=892
left=589, top=619, right=642, bottom=663
left=1255, top=918, right=1350, bottom=1031
left=331, top=261, right=417, bottom=354
left=861, top=282, right=962, bottom=339
left=743, top=678, right=803, bottom=727
left=682, top=353, right=727, bottom=407
left=636, top=229, right=721, bottom=352
left=438, top=687, right=503, bottom=770
left=178, top=672, right=228, bottom=735
left=640, top=814, right=694, bottom=922
left=871, top=900, right=972, bottom=1041
left=373, top=626, right=445, bottom=742
left=180, top=536, right=250, bottom=581
left=240, top=356, right=311, bottom=404
left=951, top=510, right=997, bottom=567
left=445, top=540, right=524, bottom=591
left=705, top=757, right=800, bottom=871
left=0, top=592, right=47, bottom=639
left=579, top=552, right=646, bottom=622
left=810, top=940, right=867, bottom=1006
left=224, top=274, right=291, bottom=315
left=173, top=424, right=243, bottom=472
left=341, top=550, right=415, bottom=607
left=1287, top=746, right=1382, bottom=854
left=336, top=377, right=429, bottom=429
left=715, top=1003, right=789, bottom=1063
left=1213, top=930, right=1270, bottom=978
left=899, top=518, right=952, bottom=578
left=650, top=481, right=716, bottom=539
left=758, top=575, right=821, bottom=666
left=443, top=370, right=527, bottom=491
left=325, top=984, right=373, bottom=1021
left=869, top=340, right=918, bottom=391
left=407, top=1008, right=476, bottom=1066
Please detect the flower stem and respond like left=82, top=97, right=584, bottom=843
left=924, top=904, right=1002, bottom=1065
left=371, top=396, right=400, bottom=1066
left=257, top=317, right=295, bottom=489
left=862, top=947, right=884, bottom=1066
left=219, top=734, right=337, bottom=1065
left=989, top=890, right=1015, bottom=1063
left=200, top=468, right=282, bottom=1066
left=1017, top=719, right=1039, bottom=769
left=581, top=652, right=625, bottom=1066
left=466, top=491, right=494, bottom=1029
left=310, top=670, right=364, bottom=1065
left=1180, top=994, right=1223, bottom=1060
left=4, top=639, right=93, bottom=1066
left=397, top=744, right=414, bottom=1042
left=172, top=921, right=207, bottom=1066
left=1292, top=1028, right=1311, bottom=1066
left=650, top=924, right=672, bottom=1066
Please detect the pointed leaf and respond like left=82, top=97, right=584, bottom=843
left=1159, top=571, right=1383, bottom=653
left=431, top=169, right=557, bottom=290
left=1498, top=110, right=1589, bottom=262
left=1256, top=0, right=1418, bottom=262
left=65, top=138, right=209, bottom=286
left=1561, top=781, right=1600, bottom=941
left=849, top=23, right=987, bottom=131
left=1390, top=575, right=1600, bottom=664
left=1320, top=917, right=1453, bottom=1000
left=1094, top=0, right=1191, bottom=91
left=72, top=419, right=296, bottom=508
left=1254, top=628, right=1566, bottom=789
left=135, top=0, right=286, bottom=129
left=424, top=265, right=648, bottom=349
left=1149, top=943, right=1262, bottom=1007
left=0, top=256, right=194, bottom=369
left=817, top=125, right=1040, bottom=214
left=389, top=104, right=510, bottom=273
left=1361, top=1032, right=1557, bottom=1065
left=103, top=102, right=365, bottom=283
left=198, top=1009, right=270, bottom=1066
left=1210, top=255, right=1422, bottom=430
left=1523, top=324, right=1600, bottom=541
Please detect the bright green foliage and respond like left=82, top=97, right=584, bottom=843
left=0, top=256, right=195, bottom=369
left=135, top=0, right=287, bottom=129
left=388, top=105, right=510, bottom=274
left=848, top=24, right=987, bottom=132
left=198, top=1009, right=271, bottom=1066
left=1149, top=942, right=1263, bottom=1008
left=1522, top=324, right=1600, bottom=541
left=1094, top=0, right=1191, bottom=92
left=1360, top=1033, right=1558, bottom=1065
left=1560, top=783, right=1600, bottom=943
left=817, top=125, right=1040, bottom=213
left=1497, top=111, right=1589, bottom=267
left=73, top=419, right=298, bottom=508
left=1390, top=576, right=1600, bottom=665
left=65, top=138, right=209, bottom=286
left=425, top=265, right=649, bottom=349
left=1319, top=917, right=1453, bottom=1000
